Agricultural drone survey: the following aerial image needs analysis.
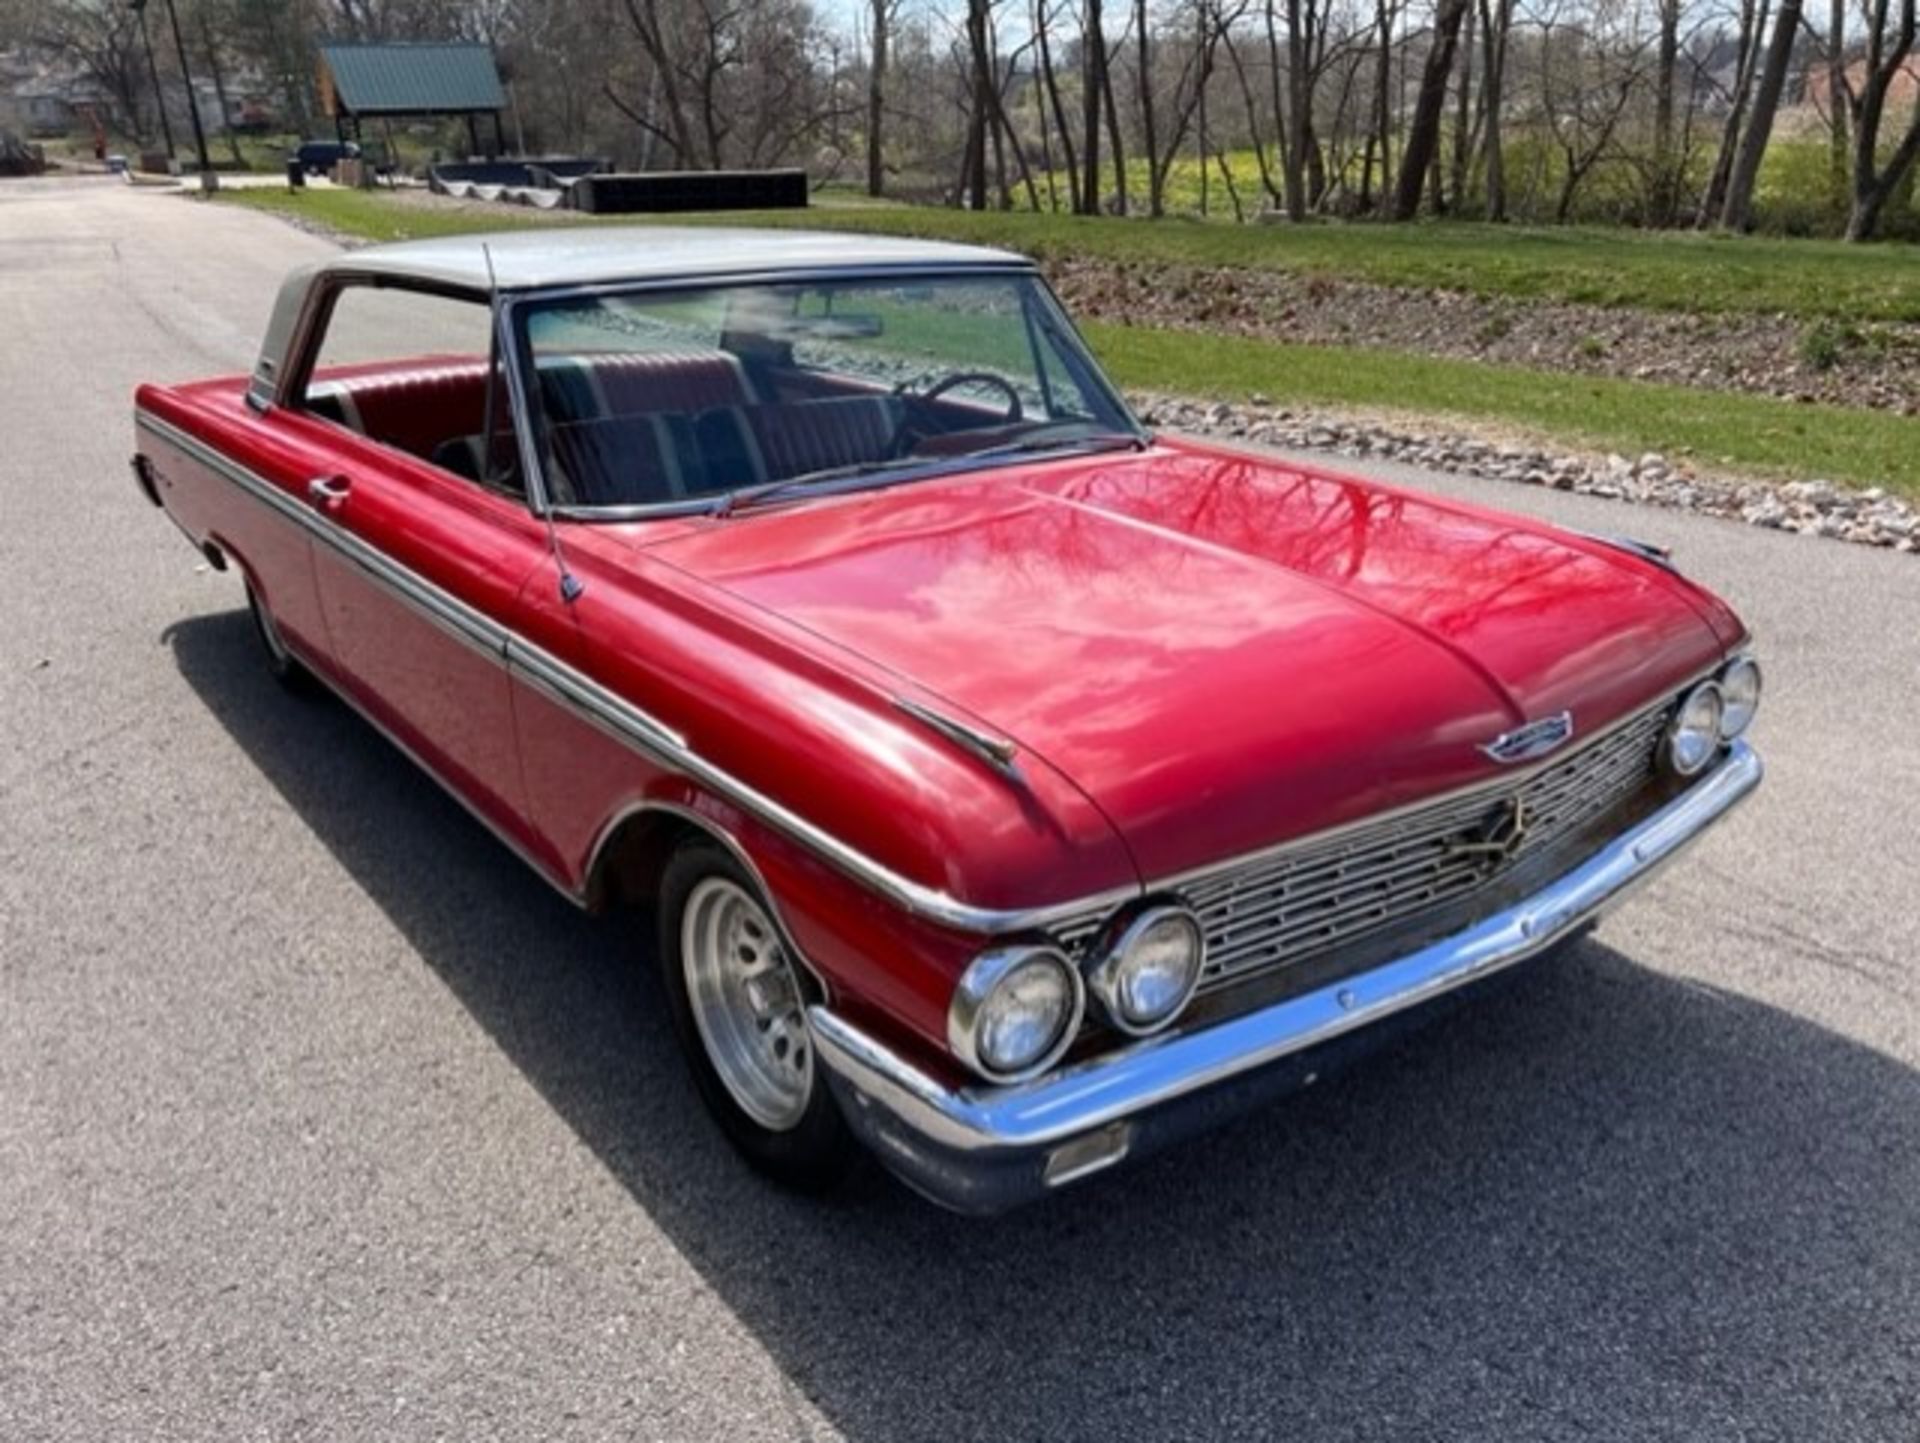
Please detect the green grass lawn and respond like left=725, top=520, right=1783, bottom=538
left=216, top=187, right=1920, bottom=494
left=1088, top=325, right=1920, bottom=493
left=225, top=186, right=1920, bottom=321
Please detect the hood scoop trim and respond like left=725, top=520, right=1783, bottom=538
left=894, top=697, right=1022, bottom=777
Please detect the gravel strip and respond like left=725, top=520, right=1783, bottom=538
left=1140, top=392, right=1920, bottom=555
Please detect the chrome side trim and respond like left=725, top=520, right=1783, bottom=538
left=137, top=407, right=1136, bottom=935
left=1570, top=529, right=1680, bottom=573
left=809, top=742, right=1763, bottom=1159
left=139, top=412, right=508, bottom=664
left=893, top=696, right=1020, bottom=775
left=586, top=799, right=830, bottom=997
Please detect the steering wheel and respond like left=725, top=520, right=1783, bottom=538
left=891, top=371, right=1024, bottom=457
left=916, top=371, right=1024, bottom=422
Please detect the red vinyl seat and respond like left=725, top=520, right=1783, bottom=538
left=741, top=396, right=903, bottom=482
left=311, top=359, right=492, bottom=461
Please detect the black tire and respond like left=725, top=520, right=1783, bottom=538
left=245, top=580, right=317, bottom=695
left=657, top=839, right=858, bottom=1193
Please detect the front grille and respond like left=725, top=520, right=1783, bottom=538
left=1054, top=698, right=1674, bottom=996
left=1183, top=701, right=1671, bottom=993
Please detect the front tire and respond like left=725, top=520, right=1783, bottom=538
left=658, top=840, right=857, bottom=1193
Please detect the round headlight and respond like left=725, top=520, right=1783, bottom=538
left=1664, top=681, right=1724, bottom=776
left=1718, top=657, right=1761, bottom=739
left=1090, top=905, right=1205, bottom=1035
left=949, top=946, right=1082, bottom=1082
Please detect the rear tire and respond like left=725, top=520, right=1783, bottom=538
left=245, top=581, right=316, bottom=695
left=658, top=840, right=857, bottom=1193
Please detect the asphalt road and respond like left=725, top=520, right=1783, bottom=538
left=2, top=177, right=1916, bottom=1443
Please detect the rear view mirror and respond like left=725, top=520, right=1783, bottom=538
left=774, top=313, right=884, bottom=342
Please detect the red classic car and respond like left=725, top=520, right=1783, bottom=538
left=133, top=227, right=1763, bottom=1212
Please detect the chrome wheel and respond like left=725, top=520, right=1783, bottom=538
left=680, top=877, right=812, bottom=1132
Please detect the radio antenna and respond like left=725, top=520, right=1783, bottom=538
left=482, top=241, right=583, bottom=605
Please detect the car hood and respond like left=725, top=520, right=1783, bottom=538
left=643, top=442, right=1738, bottom=879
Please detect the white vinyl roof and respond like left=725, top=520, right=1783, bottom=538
left=320, top=225, right=1030, bottom=293
left=250, top=225, right=1034, bottom=403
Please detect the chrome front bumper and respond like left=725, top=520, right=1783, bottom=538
left=810, top=741, right=1763, bottom=1214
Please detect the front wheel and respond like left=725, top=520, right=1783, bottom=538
left=658, top=841, right=857, bottom=1193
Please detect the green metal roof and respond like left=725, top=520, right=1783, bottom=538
left=319, top=42, right=504, bottom=117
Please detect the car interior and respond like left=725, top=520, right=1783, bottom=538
left=297, top=272, right=1128, bottom=511
left=304, top=347, right=1013, bottom=508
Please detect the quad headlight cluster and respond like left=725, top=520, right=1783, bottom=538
left=1663, top=654, right=1762, bottom=778
left=950, top=902, right=1206, bottom=1082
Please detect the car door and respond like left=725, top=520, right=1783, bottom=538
left=277, top=279, right=551, bottom=855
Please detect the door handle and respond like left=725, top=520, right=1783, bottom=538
left=307, top=475, right=351, bottom=508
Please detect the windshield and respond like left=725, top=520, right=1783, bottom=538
left=513, top=271, right=1141, bottom=515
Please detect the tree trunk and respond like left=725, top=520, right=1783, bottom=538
left=1699, top=0, right=1768, bottom=225
left=1827, top=0, right=1848, bottom=207
left=1082, top=0, right=1106, bottom=214
left=1478, top=0, right=1509, bottom=220
left=1137, top=0, right=1161, bottom=214
left=1391, top=0, right=1471, bottom=220
left=1718, top=0, right=1804, bottom=231
left=1450, top=0, right=1474, bottom=208
left=199, top=11, right=246, bottom=168
left=1102, top=28, right=1129, bottom=213
left=1652, top=0, right=1680, bottom=222
left=1369, top=0, right=1393, bottom=204
left=1197, top=2, right=1211, bottom=216
left=866, top=0, right=888, bottom=196
left=966, top=0, right=991, bottom=209
left=1036, top=0, right=1082, bottom=212
left=1282, top=0, right=1310, bottom=219
left=1845, top=0, right=1920, bottom=242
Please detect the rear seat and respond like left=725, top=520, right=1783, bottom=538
left=539, top=350, right=759, bottom=424
left=309, top=360, right=492, bottom=460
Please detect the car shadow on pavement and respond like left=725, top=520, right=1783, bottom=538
left=167, top=607, right=1920, bottom=1443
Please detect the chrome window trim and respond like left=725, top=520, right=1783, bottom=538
left=136, top=407, right=1138, bottom=936
left=499, top=261, right=1145, bottom=521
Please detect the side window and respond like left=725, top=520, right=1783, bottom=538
left=300, top=284, right=522, bottom=495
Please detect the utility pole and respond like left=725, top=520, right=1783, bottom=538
left=130, top=0, right=176, bottom=159
left=161, top=0, right=213, bottom=175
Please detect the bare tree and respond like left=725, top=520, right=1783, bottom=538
left=1392, top=0, right=1474, bottom=219
left=23, top=0, right=151, bottom=139
left=1477, top=0, right=1512, bottom=219
left=1844, top=0, right=1920, bottom=239
left=1717, top=0, right=1803, bottom=229
left=866, top=0, right=895, bottom=195
left=1035, top=0, right=1083, bottom=210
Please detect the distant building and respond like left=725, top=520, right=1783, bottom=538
left=1804, top=55, right=1920, bottom=115
left=317, top=41, right=507, bottom=155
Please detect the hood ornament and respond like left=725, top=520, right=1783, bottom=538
left=1481, top=712, right=1574, bottom=765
